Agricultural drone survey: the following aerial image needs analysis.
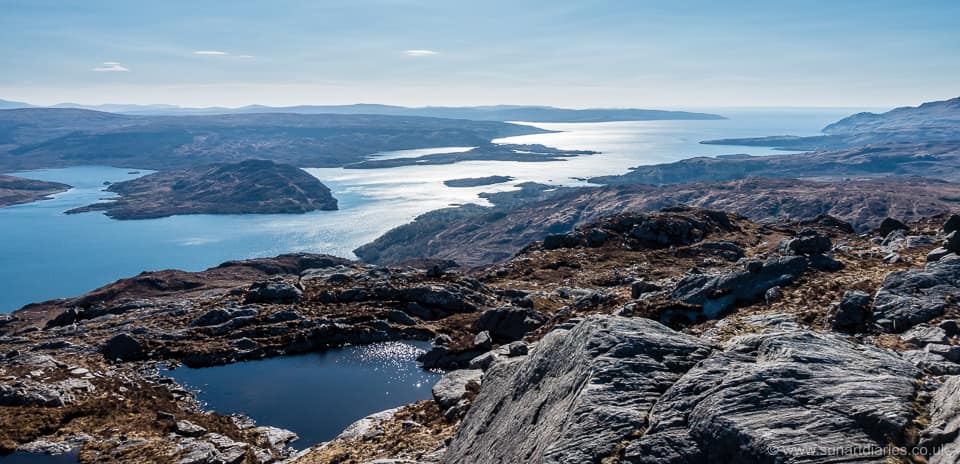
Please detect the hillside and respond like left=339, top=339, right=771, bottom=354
left=354, top=177, right=960, bottom=267
left=701, top=96, right=960, bottom=150
left=65, top=160, right=338, bottom=219
left=0, top=109, right=547, bottom=171
left=3, top=209, right=959, bottom=462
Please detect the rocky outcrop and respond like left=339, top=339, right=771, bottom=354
left=443, top=316, right=712, bottom=464
left=668, top=256, right=807, bottom=320
left=917, top=376, right=960, bottom=464
left=446, top=316, right=922, bottom=464
left=473, top=306, right=547, bottom=343
left=626, top=329, right=920, bottom=463
left=873, top=253, right=960, bottom=332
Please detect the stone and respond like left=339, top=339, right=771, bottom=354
left=256, top=426, right=298, bottom=448
left=191, top=307, right=259, bottom=327
left=832, top=290, right=871, bottom=333
left=878, top=217, right=909, bottom=237
left=505, top=341, right=528, bottom=356
left=670, top=256, right=807, bottom=319
left=386, top=310, right=417, bottom=326
left=432, top=369, right=483, bottom=410
left=401, top=286, right=474, bottom=313
left=584, top=228, right=609, bottom=247
left=336, top=407, right=400, bottom=441
left=901, top=324, right=949, bottom=346
left=244, top=279, right=302, bottom=304
left=443, top=316, right=711, bottom=464
left=157, top=411, right=176, bottom=421
left=809, top=253, right=845, bottom=271
left=917, top=376, right=960, bottom=464
left=926, top=344, right=960, bottom=363
left=543, top=233, right=582, bottom=250
left=472, top=331, right=492, bottom=350
left=900, top=350, right=960, bottom=376
left=940, top=319, right=960, bottom=337
left=779, top=229, right=831, bottom=256
left=764, top=286, right=783, bottom=304
left=100, top=333, right=146, bottom=362
left=928, top=247, right=952, bottom=263
left=944, top=214, right=960, bottom=235
left=946, top=231, right=960, bottom=253
left=625, top=329, right=920, bottom=463
left=630, top=280, right=661, bottom=298
left=873, top=254, right=960, bottom=332
left=468, top=352, right=498, bottom=370
left=474, top=306, right=547, bottom=342
left=174, top=420, right=207, bottom=438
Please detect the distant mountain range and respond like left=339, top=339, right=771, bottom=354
left=702, top=96, right=960, bottom=150
left=0, top=99, right=723, bottom=122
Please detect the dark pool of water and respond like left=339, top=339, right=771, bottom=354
left=169, top=341, right=440, bottom=449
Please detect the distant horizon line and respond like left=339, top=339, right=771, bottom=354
left=0, top=97, right=896, bottom=112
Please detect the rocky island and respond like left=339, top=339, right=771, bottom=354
left=344, top=144, right=598, bottom=169
left=442, top=176, right=515, bottom=188
left=65, top=160, right=338, bottom=220
left=0, top=174, right=70, bottom=207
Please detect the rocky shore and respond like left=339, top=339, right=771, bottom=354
left=65, top=160, right=338, bottom=219
left=0, top=174, right=70, bottom=207
left=2, top=206, right=959, bottom=463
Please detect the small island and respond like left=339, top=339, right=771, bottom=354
left=443, top=175, right=515, bottom=188
left=344, top=144, right=598, bottom=169
left=66, top=159, right=338, bottom=219
left=0, top=174, right=71, bottom=207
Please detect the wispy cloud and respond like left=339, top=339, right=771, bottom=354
left=405, top=49, right=437, bottom=56
left=194, top=50, right=228, bottom=56
left=236, top=55, right=255, bottom=59
left=92, top=61, right=129, bottom=72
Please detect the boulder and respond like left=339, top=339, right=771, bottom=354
left=244, top=279, right=302, bottom=304
left=900, top=324, right=949, bottom=346
left=809, top=253, right=845, bottom=271
left=191, top=307, right=259, bottom=327
left=831, top=290, right=871, bottom=333
left=917, top=376, right=960, bottom=464
left=878, top=217, right=909, bottom=238
left=625, top=329, right=920, bottom=463
left=174, top=420, right=207, bottom=438
left=779, top=229, right=831, bottom=256
left=927, top=247, right=952, bottom=263
left=631, top=280, right=661, bottom=298
left=543, top=233, right=582, bottom=250
left=472, top=331, right=492, bottom=350
left=944, top=214, right=960, bottom=235
left=400, top=286, right=474, bottom=313
left=474, top=306, right=547, bottom=342
left=946, top=231, right=960, bottom=254
left=442, top=316, right=712, bottom=464
left=873, top=254, right=960, bottom=332
left=100, top=333, right=146, bottom=362
left=386, top=310, right=417, bottom=326
left=670, top=256, right=807, bottom=319
left=432, top=369, right=483, bottom=410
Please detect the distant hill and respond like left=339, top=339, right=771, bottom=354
left=66, top=159, right=337, bottom=219
left=0, top=108, right=547, bottom=171
left=6, top=100, right=724, bottom=122
left=0, top=99, right=31, bottom=110
left=702, top=96, right=960, bottom=150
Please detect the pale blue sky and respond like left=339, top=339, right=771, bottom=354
left=0, top=0, right=957, bottom=108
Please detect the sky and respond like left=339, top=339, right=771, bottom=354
left=0, top=0, right=958, bottom=109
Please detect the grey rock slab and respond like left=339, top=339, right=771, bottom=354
left=873, top=253, right=960, bottom=332
left=626, top=329, right=921, bottom=463
left=432, top=369, right=482, bottom=410
left=442, top=316, right=712, bottom=464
